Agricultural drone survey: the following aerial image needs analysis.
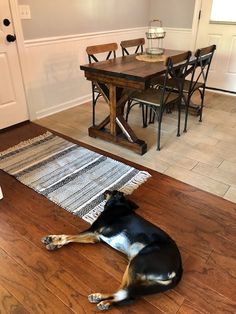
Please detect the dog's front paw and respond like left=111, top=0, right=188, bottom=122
left=41, top=236, right=53, bottom=245
left=41, top=235, right=63, bottom=251
left=97, top=301, right=111, bottom=311
left=88, top=293, right=102, bottom=303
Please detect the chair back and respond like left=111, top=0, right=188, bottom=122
left=161, top=51, right=192, bottom=104
left=120, top=38, right=145, bottom=56
left=189, top=44, right=216, bottom=92
left=86, top=43, right=118, bottom=63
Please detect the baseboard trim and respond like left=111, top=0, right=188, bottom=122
left=206, top=86, right=236, bottom=95
left=35, top=95, right=91, bottom=119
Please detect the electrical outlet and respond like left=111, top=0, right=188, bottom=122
left=19, top=5, right=31, bottom=20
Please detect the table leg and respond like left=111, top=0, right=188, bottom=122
left=88, top=84, right=147, bottom=155
left=109, top=84, right=117, bottom=136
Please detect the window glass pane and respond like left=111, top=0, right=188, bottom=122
left=210, top=0, right=236, bottom=22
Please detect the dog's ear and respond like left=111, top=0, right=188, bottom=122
left=126, top=199, right=139, bottom=210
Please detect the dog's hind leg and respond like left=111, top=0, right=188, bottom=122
left=88, top=264, right=133, bottom=310
left=41, top=231, right=100, bottom=250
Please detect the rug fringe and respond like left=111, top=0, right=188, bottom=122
left=120, top=171, right=152, bottom=195
left=83, top=202, right=106, bottom=224
left=0, top=131, right=52, bottom=158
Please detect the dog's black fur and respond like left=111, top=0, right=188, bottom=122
left=42, top=190, right=182, bottom=311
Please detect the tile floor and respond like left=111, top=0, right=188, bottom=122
left=36, top=91, right=236, bottom=204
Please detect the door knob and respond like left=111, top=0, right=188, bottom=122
left=3, top=18, right=11, bottom=26
left=6, top=34, right=16, bottom=42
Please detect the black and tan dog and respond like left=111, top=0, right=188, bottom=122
left=42, top=190, right=182, bottom=311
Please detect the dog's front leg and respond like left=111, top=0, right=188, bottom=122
left=41, top=231, right=100, bottom=250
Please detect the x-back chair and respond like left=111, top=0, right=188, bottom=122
left=183, top=44, right=216, bottom=132
left=147, top=45, right=216, bottom=133
left=126, top=51, right=191, bottom=150
left=86, top=43, right=118, bottom=126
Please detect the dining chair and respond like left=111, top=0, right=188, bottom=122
left=149, top=45, right=216, bottom=132
left=126, top=51, right=191, bottom=150
left=182, top=44, right=216, bottom=132
left=86, top=42, right=118, bottom=126
left=120, top=38, right=145, bottom=56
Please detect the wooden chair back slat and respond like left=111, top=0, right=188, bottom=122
left=120, top=38, right=145, bottom=56
left=195, top=44, right=216, bottom=57
left=86, top=43, right=118, bottom=56
left=165, top=51, right=191, bottom=67
left=120, top=38, right=145, bottom=49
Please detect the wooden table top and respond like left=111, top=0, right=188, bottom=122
left=80, top=49, right=184, bottom=84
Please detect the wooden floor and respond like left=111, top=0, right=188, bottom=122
left=0, top=122, right=236, bottom=313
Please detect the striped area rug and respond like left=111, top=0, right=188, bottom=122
left=0, top=132, right=151, bottom=223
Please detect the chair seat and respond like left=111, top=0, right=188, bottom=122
left=165, top=78, right=204, bottom=93
left=131, top=87, right=180, bottom=107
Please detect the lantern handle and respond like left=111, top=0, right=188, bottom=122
left=149, top=19, right=163, bottom=27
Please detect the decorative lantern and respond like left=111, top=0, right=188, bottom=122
left=146, top=20, right=166, bottom=55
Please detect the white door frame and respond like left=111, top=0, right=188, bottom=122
left=8, top=0, right=30, bottom=119
left=191, top=0, right=202, bottom=51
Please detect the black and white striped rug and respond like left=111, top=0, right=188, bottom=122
left=0, top=132, right=151, bottom=223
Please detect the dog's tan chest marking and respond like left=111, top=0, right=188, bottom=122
left=99, top=232, right=145, bottom=258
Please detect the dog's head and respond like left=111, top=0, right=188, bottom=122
left=103, top=190, right=139, bottom=212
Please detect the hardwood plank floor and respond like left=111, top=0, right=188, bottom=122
left=0, top=122, right=235, bottom=313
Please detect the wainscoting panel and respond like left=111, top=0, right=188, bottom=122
left=23, top=27, right=193, bottom=120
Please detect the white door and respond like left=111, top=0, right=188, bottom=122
left=0, top=0, right=28, bottom=130
left=196, top=0, right=236, bottom=92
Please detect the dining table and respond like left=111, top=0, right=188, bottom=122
left=80, top=49, right=184, bottom=155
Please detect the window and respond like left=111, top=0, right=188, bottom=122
left=210, top=0, right=236, bottom=23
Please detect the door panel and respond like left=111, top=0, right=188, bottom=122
left=196, top=0, right=236, bottom=92
left=0, top=52, right=15, bottom=103
left=0, top=0, right=28, bottom=130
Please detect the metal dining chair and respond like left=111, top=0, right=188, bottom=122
left=126, top=51, right=191, bottom=150
left=86, top=43, right=118, bottom=126
left=147, top=45, right=216, bottom=132
left=183, top=44, right=216, bottom=132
